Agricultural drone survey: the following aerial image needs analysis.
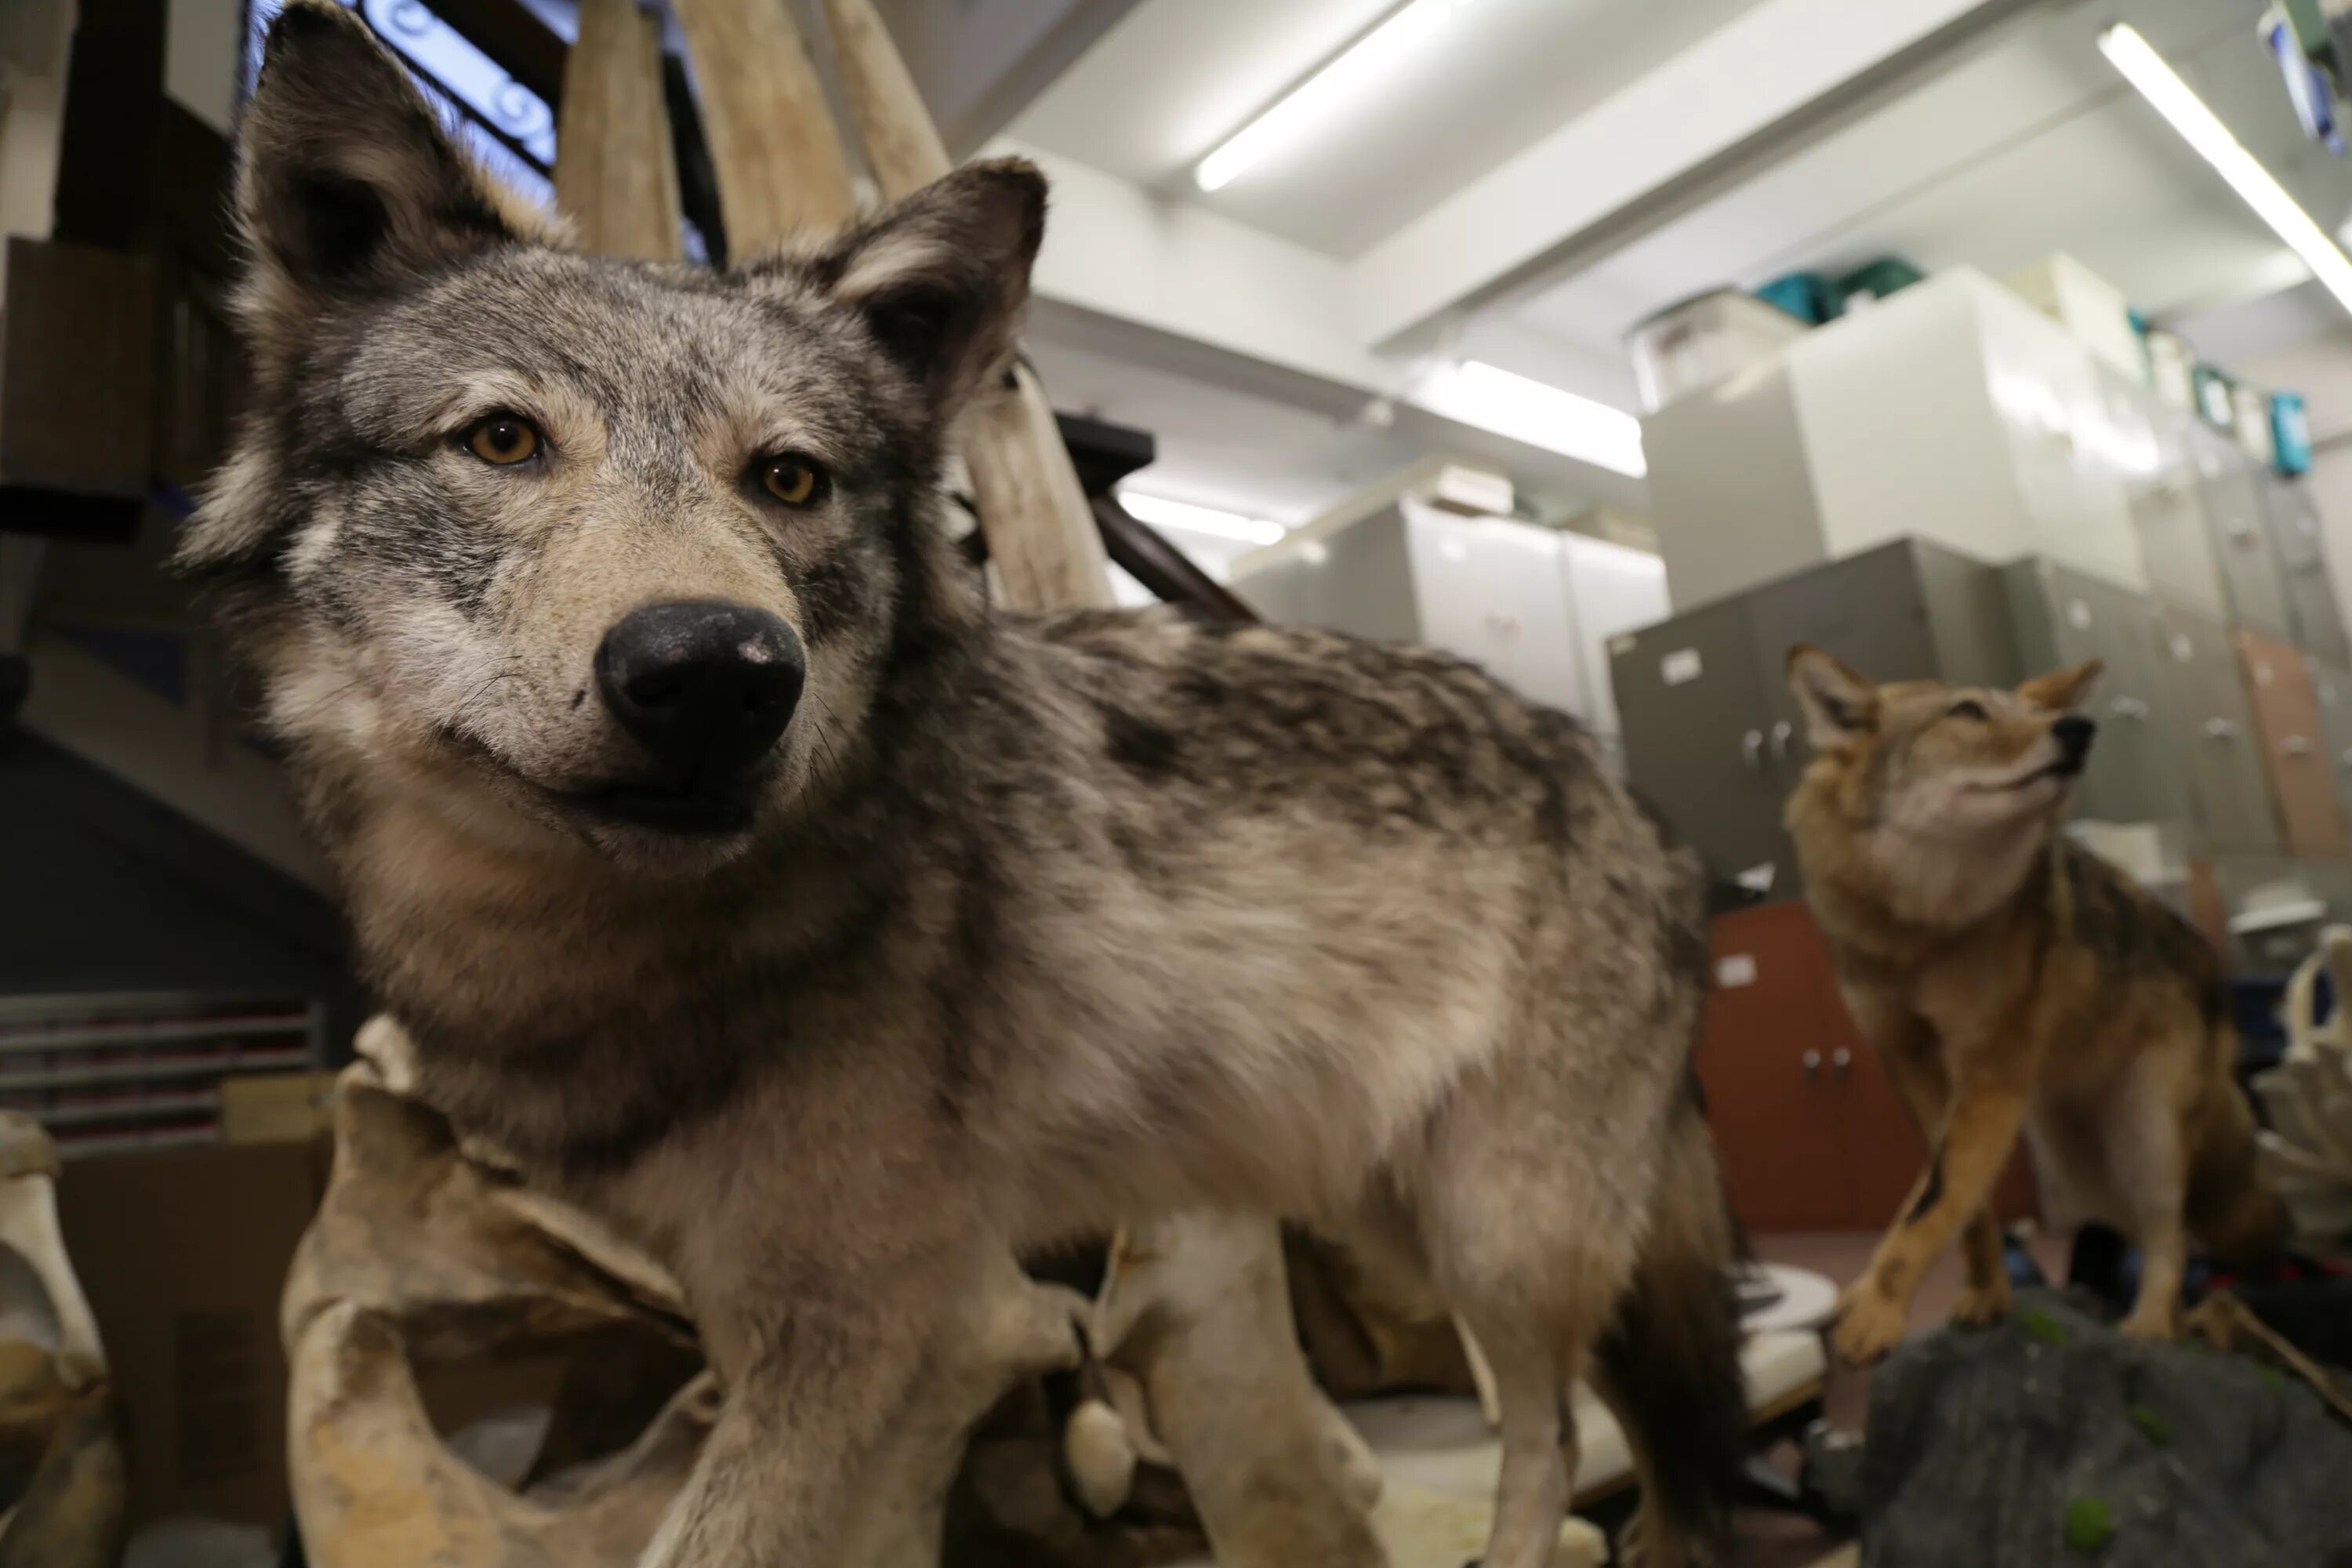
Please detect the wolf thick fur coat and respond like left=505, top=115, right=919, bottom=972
left=184, top=8, right=1748, bottom=1565
left=1785, top=648, right=2285, bottom=1365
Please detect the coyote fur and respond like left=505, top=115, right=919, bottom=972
left=183, top=7, right=1748, bottom=1564
left=1784, top=648, right=2285, bottom=1365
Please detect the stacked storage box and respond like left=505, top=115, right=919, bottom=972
left=1623, top=267, right=2352, bottom=960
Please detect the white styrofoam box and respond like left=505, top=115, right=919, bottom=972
left=1626, top=289, right=1810, bottom=413
left=1557, top=531, right=1668, bottom=737
left=2003, top=252, right=2143, bottom=380
left=1785, top=270, right=2147, bottom=591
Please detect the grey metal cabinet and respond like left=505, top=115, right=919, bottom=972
left=2261, top=476, right=2351, bottom=667
left=2127, top=397, right=2230, bottom=624
left=2190, top=424, right=2293, bottom=641
left=1612, top=539, right=2015, bottom=898
left=1610, top=598, right=1797, bottom=896
left=1749, top=539, right=2019, bottom=755
left=2147, top=601, right=2281, bottom=852
left=2004, top=560, right=2186, bottom=829
left=2312, top=660, right=2352, bottom=835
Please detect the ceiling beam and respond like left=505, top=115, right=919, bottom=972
left=1345, top=0, right=2044, bottom=348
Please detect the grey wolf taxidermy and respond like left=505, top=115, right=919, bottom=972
left=183, top=6, right=1748, bottom=1563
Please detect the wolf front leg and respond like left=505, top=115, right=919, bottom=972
left=1835, top=1062, right=2032, bottom=1366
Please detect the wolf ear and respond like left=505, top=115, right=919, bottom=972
left=2018, top=659, right=2103, bottom=712
left=809, top=160, right=1046, bottom=417
left=1787, top=645, right=1877, bottom=748
left=236, top=2, right=527, bottom=342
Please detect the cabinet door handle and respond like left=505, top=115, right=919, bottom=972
left=1832, top=1048, right=1852, bottom=1080
left=2285, top=735, right=2315, bottom=757
left=1741, top=729, right=1765, bottom=773
left=2204, top=718, right=2241, bottom=742
left=1769, top=720, right=1794, bottom=763
left=1802, top=1050, right=1822, bottom=1082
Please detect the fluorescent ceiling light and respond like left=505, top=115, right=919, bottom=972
left=1196, top=0, right=1475, bottom=193
left=2100, top=23, right=2352, bottom=314
left=1118, top=491, right=1288, bottom=546
left=1415, top=361, right=1647, bottom=477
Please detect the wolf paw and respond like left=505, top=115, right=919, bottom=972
left=1951, top=1282, right=2012, bottom=1327
left=1833, top=1283, right=1909, bottom=1365
left=2118, top=1305, right=2179, bottom=1343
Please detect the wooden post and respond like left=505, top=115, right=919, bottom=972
left=555, top=0, right=684, bottom=263
left=815, top=0, right=1111, bottom=610
left=671, top=0, right=858, bottom=250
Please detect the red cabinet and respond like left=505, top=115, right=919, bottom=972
left=1696, top=902, right=2038, bottom=1234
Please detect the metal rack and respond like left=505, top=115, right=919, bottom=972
left=0, top=993, right=325, bottom=1158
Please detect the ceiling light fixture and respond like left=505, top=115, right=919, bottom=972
left=1416, top=361, right=1648, bottom=478
left=1196, top=0, right=1477, bottom=193
left=1116, top=491, right=1289, bottom=546
left=2100, top=22, right=2352, bottom=314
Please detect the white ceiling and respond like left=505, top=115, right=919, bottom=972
left=1510, top=0, right=2351, bottom=365
left=1011, top=0, right=1768, bottom=257
left=1004, top=0, right=2352, bottom=530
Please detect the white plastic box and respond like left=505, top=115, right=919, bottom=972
left=1625, top=289, right=1809, bottom=413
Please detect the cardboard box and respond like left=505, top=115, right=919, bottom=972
left=56, top=1138, right=326, bottom=1534
left=220, top=1073, right=338, bottom=1145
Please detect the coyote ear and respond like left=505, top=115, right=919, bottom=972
left=1787, top=645, right=1877, bottom=748
left=2018, top=660, right=2103, bottom=712
left=808, top=159, right=1046, bottom=418
left=237, top=2, right=529, bottom=343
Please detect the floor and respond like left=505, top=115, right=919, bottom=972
left=1719, top=1230, right=2073, bottom=1567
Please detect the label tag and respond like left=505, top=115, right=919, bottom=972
left=1716, top=954, right=1759, bottom=989
left=1661, top=648, right=1703, bottom=686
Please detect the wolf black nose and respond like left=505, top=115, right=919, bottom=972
left=2052, top=714, right=2096, bottom=766
left=595, top=601, right=804, bottom=779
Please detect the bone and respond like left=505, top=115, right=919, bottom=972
left=285, top=1066, right=710, bottom=1568
left=0, top=1116, right=105, bottom=1392
left=289, top=1047, right=1112, bottom=1568
left=555, top=0, right=684, bottom=263
left=1093, top=1214, right=1388, bottom=1568
left=671, top=0, right=857, bottom=249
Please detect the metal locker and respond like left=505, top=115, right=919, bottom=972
left=2266, top=477, right=2327, bottom=572
left=2310, top=660, right=2352, bottom=837
left=2190, top=424, right=2294, bottom=641
left=1610, top=600, right=1795, bottom=898
left=2003, top=560, right=2183, bottom=829
left=2285, top=562, right=2352, bottom=669
left=2149, top=603, right=2281, bottom=853
left=2236, top=630, right=2350, bottom=857
left=2127, top=400, right=2230, bottom=624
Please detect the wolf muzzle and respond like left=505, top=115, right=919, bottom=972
left=595, top=599, right=804, bottom=786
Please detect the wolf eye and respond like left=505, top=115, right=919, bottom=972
left=1947, top=699, right=1989, bottom=722
left=466, top=415, right=541, bottom=466
left=760, top=455, right=828, bottom=507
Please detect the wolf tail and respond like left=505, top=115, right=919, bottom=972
left=1592, top=1084, right=1748, bottom=1564
left=2185, top=1042, right=2288, bottom=1268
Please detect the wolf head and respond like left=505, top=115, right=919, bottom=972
left=1785, top=646, right=2101, bottom=845
left=181, top=1, right=1040, bottom=871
